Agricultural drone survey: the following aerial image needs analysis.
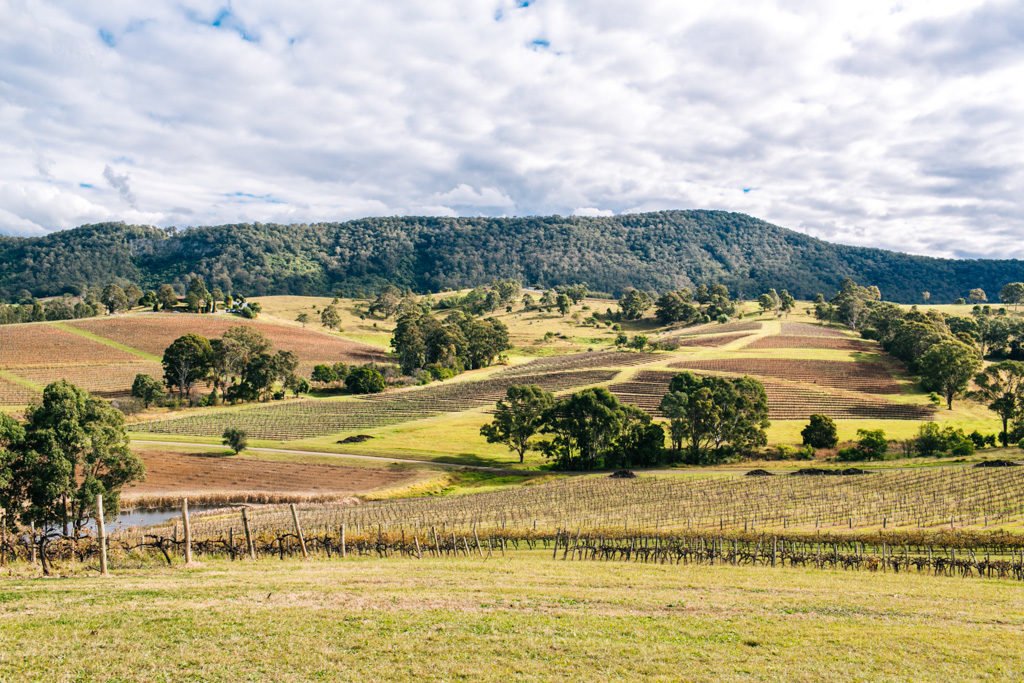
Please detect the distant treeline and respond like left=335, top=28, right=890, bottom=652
left=1, top=210, right=1022, bottom=303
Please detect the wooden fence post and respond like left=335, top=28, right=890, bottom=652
left=182, top=498, right=193, bottom=565
left=290, top=504, right=309, bottom=559
left=96, top=495, right=109, bottom=576
left=241, top=507, right=256, bottom=560
left=341, top=523, right=347, bottom=559
left=30, top=521, right=37, bottom=566
left=0, top=508, right=6, bottom=567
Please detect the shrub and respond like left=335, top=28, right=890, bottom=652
left=801, top=414, right=838, bottom=449
left=345, top=365, right=386, bottom=394
left=838, top=429, right=888, bottom=461
left=913, top=423, right=975, bottom=457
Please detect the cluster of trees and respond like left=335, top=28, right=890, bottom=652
left=8, top=213, right=1024, bottom=305
left=309, top=363, right=387, bottom=394
left=0, top=381, right=145, bottom=573
left=613, top=283, right=738, bottom=325
left=0, top=273, right=262, bottom=326
left=817, top=279, right=983, bottom=409
left=756, top=288, right=796, bottom=316
left=391, top=308, right=510, bottom=378
left=834, top=424, right=983, bottom=462
left=818, top=279, right=1024, bottom=437
left=436, top=279, right=522, bottom=315
left=652, top=284, right=737, bottom=324
left=156, top=326, right=306, bottom=405
left=480, top=373, right=769, bottom=470
left=522, top=283, right=589, bottom=316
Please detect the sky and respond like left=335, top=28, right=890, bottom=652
left=1, top=1, right=1022, bottom=259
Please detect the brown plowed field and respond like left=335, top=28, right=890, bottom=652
left=0, top=323, right=141, bottom=367
left=609, top=370, right=933, bottom=421
left=668, top=358, right=903, bottom=394
left=123, top=450, right=416, bottom=503
left=69, top=314, right=385, bottom=364
left=668, top=320, right=762, bottom=337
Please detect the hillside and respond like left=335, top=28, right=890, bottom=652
left=1, top=211, right=1021, bottom=302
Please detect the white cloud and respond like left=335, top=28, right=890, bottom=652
left=572, top=207, right=614, bottom=217
left=0, top=1, right=1022, bottom=258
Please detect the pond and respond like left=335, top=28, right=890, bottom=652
left=80, top=505, right=221, bottom=533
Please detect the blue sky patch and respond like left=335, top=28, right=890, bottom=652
left=98, top=29, right=116, bottom=47
left=226, top=191, right=285, bottom=204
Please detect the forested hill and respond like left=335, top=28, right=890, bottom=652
left=1, top=211, right=1021, bottom=303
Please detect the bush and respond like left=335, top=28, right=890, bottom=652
left=837, top=429, right=888, bottom=461
left=222, top=427, right=248, bottom=454
left=345, top=365, right=386, bottom=394
left=914, top=424, right=975, bottom=458
left=801, top=414, right=838, bottom=449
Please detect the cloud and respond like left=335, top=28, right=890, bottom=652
left=0, top=1, right=1021, bottom=258
left=572, top=207, right=614, bottom=217
left=103, top=165, right=137, bottom=208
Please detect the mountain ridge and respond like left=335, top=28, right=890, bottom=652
left=1, top=210, right=1020, bottom=303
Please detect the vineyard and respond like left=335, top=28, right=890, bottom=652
left=502, top=350, right=660, bottom=376
left=671, top=332, right=756, bottom=348
left=132, top=368, right=619, bottom=440
left=13, top=361, right=164, bottom=400
left=609, top=369, right=933, bottom=420
left=0, top=323, right=142, bottom=367
left=68, top=313, right=385, bottom=364
left=668, top=357, right=905, bottom=394
left=0, top=376, right=37, bottom=405
left=13, top=466, right=1019, bottom=582
left=745, top=334, right=875, bottom=351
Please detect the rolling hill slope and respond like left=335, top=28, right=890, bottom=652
left=1, top=210, right=1021, bottom=302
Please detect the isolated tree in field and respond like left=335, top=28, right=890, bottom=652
left=131, top=373, right=164, bottom=408
left=918, top=339, right=982, bottom=409
left=968, top=288, right=987, bottom=304
left=296, top=312, right=310, bottom=327
left=101, top=284, right=129, bottom=314
left=659, top=372, right=769, bottom=464
left=973, top=361, right=1024, bottom=445
left=801, top=414, right=838, bottom=449
left=286, top=375, right=310, bottom=397
left=555, top=293, right=572, bottom=316
left=3, top=382, right=144, bottom=571
left=480, top=385, right=554, bottom=464
left=1000, top=282, right=1024, bottom=310
left=345, top=365, right=386, bottom=394
left=320, top=304, right=341, bottom=330
left=618, top=289, right=653, bottom=321
left=222, top=428, right=248, bottom=454
left=162, top=333, right=213, bottom=402
left=157, top=284, right=178, bottom=310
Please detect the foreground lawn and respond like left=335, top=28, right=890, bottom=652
left=1, top=554, right=1022, bottom=681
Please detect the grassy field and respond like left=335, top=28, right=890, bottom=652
left=1, top=554, right=1022, bottom=681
